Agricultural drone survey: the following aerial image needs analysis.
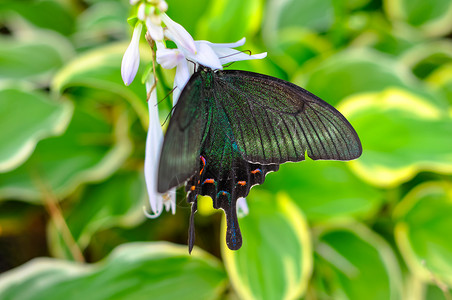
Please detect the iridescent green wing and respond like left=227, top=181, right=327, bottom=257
left=215, top=70, right=362, bottom=163
left=157, top=72, right=208, bottom=193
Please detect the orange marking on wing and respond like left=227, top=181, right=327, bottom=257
left=190, top=185, right=196, bottom=191
left=199, top=156, right=206, bottom=175
left=238, top=181, right=246, bottom=186
left=251, top=169, right=261, bottom=174
left=221, top=191, right=227, bottom=196
left=203, top=178, right=215, bottom=184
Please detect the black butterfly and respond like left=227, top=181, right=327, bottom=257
left=157, top=66, right=362, bottom=252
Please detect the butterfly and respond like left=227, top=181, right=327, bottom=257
left=157, top=65, right=362, bottom=252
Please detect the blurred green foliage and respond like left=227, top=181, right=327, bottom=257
left=0, top=0, right=451, bottom=299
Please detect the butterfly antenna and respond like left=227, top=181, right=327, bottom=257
left=162, top=104, right=178, bottom=127
left=186, top=59, right=197, bottom=71
left=220, top=50, right=253, bottom=68
left=156, top=86, right=176, bottom=106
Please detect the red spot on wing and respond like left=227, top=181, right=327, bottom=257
left=237, top=181, right=246, bottom=186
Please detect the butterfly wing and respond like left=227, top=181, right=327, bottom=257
left=157, top=72, right=208, bottom=193
left=214, top=70, right=362, bottom=164
left=157, top=68, right=362, bottom=252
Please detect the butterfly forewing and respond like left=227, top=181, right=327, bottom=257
left=157, top=72, right=207, bottom=193
left=215, top=70, right=362, bottom=164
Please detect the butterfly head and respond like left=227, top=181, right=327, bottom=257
left=198, top=65, right=215, bottom=89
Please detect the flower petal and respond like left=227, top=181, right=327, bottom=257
left=237, top=197, right=249, bottom=217
left=121, top=23, right=142, bottom=86
left=191, top=42, right=223, bottom=69
left=156, top=47, right=184, bottom=69
left=163, top=191, right=176, bottom=214
left=161, top=13, right=196, bottom=54
left=137, top=3, right=145, bottom=21
left=146, top=16, right=164, bottom=41
left=144, top=75, right=166, bottom=217
left=201, top=37, right=246, bottom=49
left=213, top=47, right=267, bottom=65
left=171, top=60, right=192, bottom=106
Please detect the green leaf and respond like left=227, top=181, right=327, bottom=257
left=222, top=191, right=312, bottom=300
left=259, top=159, right=383, bottom=221
left=426, top=62, right=452, bottom=105
left=267, top=29, right=332, bottom=75
left=400, top=41, right=452, bottom=79
left=264, top=0, right=335, bottom=35
left=196, top=0, right=263, bottom=42
left=48, top=171, right=147, bottom=259
left=0, top=106, right=132, bottom=203
left=394, top=181, right=452, bottom=287
left=315, top=223, right=403, bottom=300
left=52, top=43, right=150, bottom=128
left=298, top=48, right=448, bottom=109
left=0, top=87, right=73, bottom=172
left=0, top=34, right=73, bottom=80
left=384, top=0, right=452, bottom=37
left=0, top=242, right=227, bottom=300
left=0, top=0, right=76, bottom=36
left=75, top=1, right=130, bottom=48
left=340, top=88, right=452, bottom=187
left=166, top=0, right=211, bottom=35
left=424, top=284, right=451, bottom=300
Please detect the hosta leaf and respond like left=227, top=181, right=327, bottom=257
left=394, top=181, right=452, bottom=287
left=315, top=223, right=403, bottom=300
left=384, top=0, right=452, bottom=37
left=0, top=34, right=73, bottom=80
left=196, top=0, right=263, bottom=42
left=400, top=41, right=452, bottom=79
left=47, top=171, right=147, bottom=259
left=75, top=1, right=130, bottom=48
left=0, top=0, right=75, bottom=35
left=299, top=49, right=448, bottom=109
left=0, top=106, right=131, bottom=203
left=340, top=88, right=452, bottom=187
left=264, top=0, right=335, bottom=38
left=222, top=191, right=312, bottom=300
left=0, top=87, right=73, bottom=172
left=260, top=159, right=383, bottom=221
left=52, top=43, right=150, bottom=128
left=426, top=62, right=452, bottom=105
left=0, top=242, right=227, bottom=300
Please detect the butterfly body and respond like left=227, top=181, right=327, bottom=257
left=158, top=66, right=362, bottom=252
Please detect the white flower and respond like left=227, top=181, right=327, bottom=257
left=161, top=13, right=196, bottom=54
left=121, top=23, right=142, bottom=86
left=237, top=197, right=249, bottom=218
left=144, top=75, right=176, bottom=218
left=156, top=36, right=267, bottom=104
left=145, top=6, right=164, bottom=41
left=137, top=3, right=146, bottom=21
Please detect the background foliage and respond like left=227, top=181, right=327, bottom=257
left=0, top=0, right=451, bottom=299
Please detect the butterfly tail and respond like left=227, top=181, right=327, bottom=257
left=188, top=198, right=197, bottom=254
